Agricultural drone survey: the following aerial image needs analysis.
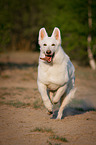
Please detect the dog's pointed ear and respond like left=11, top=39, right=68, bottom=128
left=38, top=28, right=48, bottom=45
left=51, top=27, right=61, bottom=44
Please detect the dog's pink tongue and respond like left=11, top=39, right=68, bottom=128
left=40, top=56, right=52, bottom=63
left=47, top=56, right=52, bottom=62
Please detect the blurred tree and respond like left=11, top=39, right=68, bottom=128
left=87, top=0, right=96, bottom=69
left=0, top=0, right=96, bottom=66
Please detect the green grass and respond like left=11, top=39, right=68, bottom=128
left=7, top=101, right=30, bottom=108
left=24, top=96, right=32, bottom=99
left=47, top=140, right=53, bottom=145
left=33, top=99, right=43, bottom=109
left=22, top=78, right=29, bottom=81
left=50, top=135, right=68, bottom=142
left=0, top=100, right=30, bottom=108
left=30, top=127, right=68, bottom=144
left=1, top=97, right=5, bottom=99
left=0, top=92, right=23, bottom=98
left=1, top=75, right=11, bottom=79
left=33, top=88, right=38, bottom=91
left=0, top=87, right=7, bottom=90
left=30, top=127, right=54, bottom=134
left=0, top=92, right=11, bottom=97
left=0, top=101, right=5, bottom=105
left=16, top=87, right=27, bottom=91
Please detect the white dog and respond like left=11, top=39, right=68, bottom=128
left=37, top=27, right=76, bottom=119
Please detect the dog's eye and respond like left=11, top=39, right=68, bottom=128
left=43, top=43, right=47, bottom=46
left=51, top=44, right=55, bottom=46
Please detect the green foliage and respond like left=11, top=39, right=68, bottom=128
left=0, top=0, right=96, bottom=64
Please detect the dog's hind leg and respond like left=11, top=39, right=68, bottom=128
left=53, top=84, right=67, bottom=104
left=49, top=91, right=54, bottom=103
left=56, top=87, right=76, bottom=119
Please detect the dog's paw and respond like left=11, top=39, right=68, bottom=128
left=44, top=99, right=53, bottom=112
left=56, top=116, right=62, bottom=120
left=56, top=112, right=62, bottom=120
left=47, top=110, right=53, bottom=115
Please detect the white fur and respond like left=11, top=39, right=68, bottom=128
left=37, top=27, right=76, bottom=119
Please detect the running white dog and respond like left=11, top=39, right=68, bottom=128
left=37, top=27, right=76, bottom=119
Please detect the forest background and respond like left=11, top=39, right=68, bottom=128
left=0, top=0, right=96, bottom=66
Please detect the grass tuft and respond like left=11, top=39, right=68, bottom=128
left=30, top=127, right=68, bottom=144
left=33, top=99, right=43, bottom=109
left=1, top=97, right=5, bottom=99
left=50, top=135, right=68, bottom=142
left=0, top=101, right=5, bottom=105
left=30, top=127, right=54, bottom=134
left=0, top=92, right=11, bottom=97
left=16, top=87, right=27, bottom=91
left=47, top=140, right=53, bottom=145
left=0, top=100, right=30, bottom=108
left=6, top=101, right=30, bottom=108
left=1, top=75, right=11, bottom=79
left=0, top=87, right=7, bottom=90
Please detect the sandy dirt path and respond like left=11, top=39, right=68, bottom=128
left=0, top=52, right=96, bottom=145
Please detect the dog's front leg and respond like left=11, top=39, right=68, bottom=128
left=38, top=81, right=53, bottom=113
left=53, top=83, right=67, bottom=104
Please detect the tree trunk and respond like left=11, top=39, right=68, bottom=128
left=87, top=0, right=96, bottom=70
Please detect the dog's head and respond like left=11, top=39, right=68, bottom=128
left=38, top=27, right=61, bottom=63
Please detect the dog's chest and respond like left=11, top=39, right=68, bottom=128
left=38, top=63, right=68, bottom=90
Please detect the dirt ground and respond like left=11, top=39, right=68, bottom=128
left=0, top=52, right=96, bottom=145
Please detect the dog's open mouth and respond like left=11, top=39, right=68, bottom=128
left=40, top=53, right=54, bottom=63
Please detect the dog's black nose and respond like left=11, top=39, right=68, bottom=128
left=46, top=50, right=51, bottom=54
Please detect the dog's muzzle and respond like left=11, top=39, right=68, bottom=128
left=40, top=50, right=54, bottom=63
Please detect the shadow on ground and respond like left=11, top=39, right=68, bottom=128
left=0, top=62, right=38, bottom=70
left=51, top=99, right=96, bottom=119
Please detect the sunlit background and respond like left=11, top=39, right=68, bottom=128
left=0, top=0, right=96, bottom=66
